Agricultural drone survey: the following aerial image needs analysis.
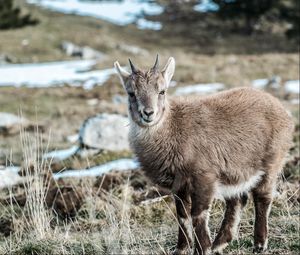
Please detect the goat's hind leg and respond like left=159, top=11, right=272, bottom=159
left=253, top=154, right=284, bottom=253
left=212, top=194, right=248, bottom=255
left=252, top=182, right=274, bottom=253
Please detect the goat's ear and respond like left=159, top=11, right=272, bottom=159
left=162, top=57, right=175, bottom=88
left=114, top=61, right=130, bottom=88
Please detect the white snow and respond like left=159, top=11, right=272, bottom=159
left=0, top=166, right=22, bottom=189
left=0, top=159, right=139, bottom=187
left=285, top=80, right=300, bottom=94
left=290, top=98, right=299, bottom=105
left=43, top=145, right=79, bottom=161
left=194, top=0, right=219, bottom=12
left=0, top=112, right=28, bottom=127
left=252, top=79, right=270, bottom=89
left=136, top=18, right=162, bottom=31
left=0, top=60, right=115, bottom=88
left=66, top=134, right=80, bottom=143
left=252, top=76, right=281, bottom=90
left=53, top=158, right=139, bottom=179
left=252, top=78, right=299, bottom=95
left=27, top=0, right=163, bottom=30
left=174, top=83, right=225, bottom=96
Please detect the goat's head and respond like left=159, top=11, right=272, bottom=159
left=114, top=55, right=175, bottom=127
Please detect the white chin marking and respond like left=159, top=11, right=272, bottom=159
left=215, top=171, right=265, bottom=199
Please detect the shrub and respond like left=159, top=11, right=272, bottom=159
left=0, top=0, right=38, bottom=29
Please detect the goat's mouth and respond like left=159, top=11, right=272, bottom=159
left=139, top=115, right=155, bottom=126
left=142, top=117, right=152, bottom=123
left=140, top=117, right=154, bottom=126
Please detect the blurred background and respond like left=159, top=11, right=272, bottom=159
left=0, top=0, right=299, bottom=254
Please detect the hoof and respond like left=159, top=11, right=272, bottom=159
left=253, top=244, right=266, bottom=254
left=213, top=252, right=222, bottom=255
left=212, top=243, right=228, bottom=255
left=172, top=248, right=192, bottom=255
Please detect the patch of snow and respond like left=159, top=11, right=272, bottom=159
left=66, top=134, right=79, bottom=143
left=194, top=0, right=219, bottom=12
left=252, top=79, right=269, bottom=89
left=169, top=81, right=177, bottom=88
left=136, top=18, right=162, bottom=30
left=112, top=94, right=127, bottom=105
left=117, top=43, right=149, bottom=56
left=174, top=83, right=225, bottom=96
left=53, top=158, right=139, bottom=179
left=79, top=113, right=130, bottom=151
left=252, top=76, right=281, bottom=90
left=0, top=60, right=115, bottom=88
left=0, top=112, right=28, bottom=127
left=43, top=145, right=79, bottom=161
left=0, top=166, right=22, bottom=189
left=290, top=98, right=300, bottom=105
left=27, top=0, right=163, bottom=30
left=285, top=80, right=300, bottom=94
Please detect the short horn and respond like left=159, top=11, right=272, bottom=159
left=152, top=54, right=159, bottom=71
left=128, top=58, right=137, bottom=74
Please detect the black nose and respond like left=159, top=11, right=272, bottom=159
left=143, top=108, right=154, bottom=117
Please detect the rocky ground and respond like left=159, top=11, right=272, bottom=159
left=0, top=1, right=299, bottom=254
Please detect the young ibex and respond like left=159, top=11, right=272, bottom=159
left=114, top=56, right=294, bottom=255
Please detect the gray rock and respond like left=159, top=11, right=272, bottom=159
left=0, top=54, right=15, bottom=65
left=61, top=41, right=106, bottom=60
left=0, top=112, right=29, bottom=135
left=79, top=113, right=130, bottom=152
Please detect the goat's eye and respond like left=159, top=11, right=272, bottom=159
left=159, top=90, right=165, bottom=95
left=128, top=92, right=135, bottom=98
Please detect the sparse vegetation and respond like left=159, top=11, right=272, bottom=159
left=0, top=0, right=299, bottom=254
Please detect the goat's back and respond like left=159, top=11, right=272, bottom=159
left=169, top=87, right=293, bottom=180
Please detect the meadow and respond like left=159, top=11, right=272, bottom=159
left=0, top=1, right=299, bottom=254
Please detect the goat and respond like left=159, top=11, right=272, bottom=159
left=114, top=56, right=294, bottom=255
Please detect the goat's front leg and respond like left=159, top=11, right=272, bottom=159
left=173, top=186, right=192, bottom=255
left=212, top=194, right=248, bottom=255
left=191, top=184, right=214, bottom=255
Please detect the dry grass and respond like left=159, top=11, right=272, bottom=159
left=0, top=117, right=299, bottom=254
left=0, top=1, right=299, bottom=254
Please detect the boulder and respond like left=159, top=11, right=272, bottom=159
left=0, top=54, right=15, bottom=65
left=61, top=41, right=106, bottom=60
left=79, top=113, right=130, bottom=152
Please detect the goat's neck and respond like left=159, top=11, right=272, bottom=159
left=129, top=102, right=171, bottom=141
